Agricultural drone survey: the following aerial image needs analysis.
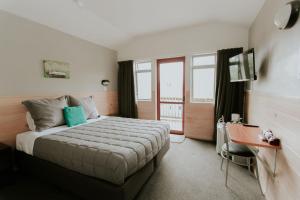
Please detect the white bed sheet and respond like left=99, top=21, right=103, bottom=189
left=16, top=116, right=107, bottom=155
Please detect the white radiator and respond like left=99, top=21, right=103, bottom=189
left=216, top=122, right=225, bottom=154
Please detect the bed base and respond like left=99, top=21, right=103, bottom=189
left=15, top=139, right=170, bottom=200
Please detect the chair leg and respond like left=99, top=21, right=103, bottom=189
left=225, top=157, right=230, bottom=187
left=247, top=158, right=252, bottom=175
left=220, top=157, right=224, bottom=170
left=255, top=158, right=264, bottom=195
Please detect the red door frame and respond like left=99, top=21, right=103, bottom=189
left=157, top=56, right=185, bottom=135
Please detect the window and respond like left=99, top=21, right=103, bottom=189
left=135, top=61, right=152, bottom=101
left=191, top=54, right=216, bottom=102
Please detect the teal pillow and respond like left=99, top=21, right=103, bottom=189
left=63, top=106, right=87, bottom=127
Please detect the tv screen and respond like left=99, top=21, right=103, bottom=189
left=244, top=48, right=257, bottom=81
left=229, top=54, right=249, bottom=82
left=229, top=48, right=256, bottom=82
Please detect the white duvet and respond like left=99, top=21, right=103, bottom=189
left=16, top=116, right=107, bottom=155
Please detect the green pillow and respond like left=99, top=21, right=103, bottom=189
left=63, top=106, right=87, bottom=127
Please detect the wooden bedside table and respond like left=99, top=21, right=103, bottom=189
left=0, top=143, right=15, bottom=187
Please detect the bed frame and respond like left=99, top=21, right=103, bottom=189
left=16, top=139, right=170, bottom=200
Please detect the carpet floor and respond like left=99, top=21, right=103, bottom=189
left=0, top=139, right=265, bottom=200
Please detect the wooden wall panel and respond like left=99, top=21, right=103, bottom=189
left=0, top=91, right=118, bottom=147
left=136, top=90, right=215, bottom=140
left=136, top=91, right=156, bottom=120
left=134, top=57, right=215, bottom=140
left=137, top=101, right=155, bottom=120
left=246, top=91, right=300, bottom=200
left=184, top=91, right=214, bottom=141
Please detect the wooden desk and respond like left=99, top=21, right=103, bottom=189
left=226, top=123, right=280, bottom=178
left=226, top=124, right=280, bottom=149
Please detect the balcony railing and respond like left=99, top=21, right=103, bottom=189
left=160, top=97, right=183, bottom=131
left=160, top=104, right=182, bottom=119
left=160, top=97, right=183, bottom=102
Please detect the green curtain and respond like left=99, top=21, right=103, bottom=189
left=118, top=60, right=137, bottom=118
left=214, top=48, right=245, bottom=141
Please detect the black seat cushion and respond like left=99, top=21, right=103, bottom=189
left=222, top=143, right=254, bottom=157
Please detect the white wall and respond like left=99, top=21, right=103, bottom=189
left=249, top=0, right=300, bottom=97
left=247, top=0, right=300, bottom=199
left=117, top=22, right=249, bottom=140
left=118, top=21, right=249, bottom=93
left=0, top=10, right=118, bottom=96
left=118, top=22, right=248, bottom=61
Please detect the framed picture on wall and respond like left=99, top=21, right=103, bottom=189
left=43, top=60, right=70, bottom=79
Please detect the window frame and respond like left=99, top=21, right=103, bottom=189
left=190, top=53, right=217, bottom=103
left=134, top=61, right=152, bottom=101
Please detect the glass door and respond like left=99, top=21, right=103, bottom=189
left=157, top=57, right=185, bottom=134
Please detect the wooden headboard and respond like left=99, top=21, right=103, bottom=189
left=0, top=91, right=118, bottom=147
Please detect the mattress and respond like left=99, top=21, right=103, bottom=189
left=17, top=116, right=170, bottom=185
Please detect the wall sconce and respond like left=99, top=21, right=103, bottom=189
left=274, top=0, right=300, bottom=30
left=101, top=80, right=110, bottom=91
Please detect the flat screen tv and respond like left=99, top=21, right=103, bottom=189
left=229, top=48, right=257, bottom=82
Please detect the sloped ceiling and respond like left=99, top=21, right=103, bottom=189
left=0, top=0, right=265, bottom=49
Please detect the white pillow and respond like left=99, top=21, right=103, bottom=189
left=26, top=112, right=36, bottom=131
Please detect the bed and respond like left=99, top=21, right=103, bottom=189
left=16, top=116, right=170, bottom=200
